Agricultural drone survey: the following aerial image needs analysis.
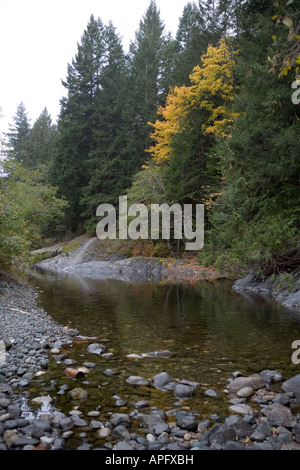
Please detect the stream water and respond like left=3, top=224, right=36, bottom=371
left=27, top=267, right=300, bottom=449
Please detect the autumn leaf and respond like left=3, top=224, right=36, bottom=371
left=147, top=38, right=238, bottom=165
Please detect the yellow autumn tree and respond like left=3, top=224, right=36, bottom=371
left=146, top=85, right=191, bottom=164
left=147, top=37, right=238, bottom=165
left=190, top=38, right=238, bottom=136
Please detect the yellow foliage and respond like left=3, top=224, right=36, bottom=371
left=147, top=85, right=192, bottom=163
left=147, top=38, right=238, bottom=165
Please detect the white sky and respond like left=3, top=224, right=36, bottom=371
left=0, top=0, right=190, bottom=135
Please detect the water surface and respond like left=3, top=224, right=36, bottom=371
left=28, top=268, right=300, bottom=447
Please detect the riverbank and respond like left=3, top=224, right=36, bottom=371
left=1, top=273, right=300, bottom=451
left=31, top=235, right=223, bottom=284
left=31, top=234, right=299, bottom=310
left=0, top=274, right=80, bottom=449
left=233, top=271, right=300, bottom=310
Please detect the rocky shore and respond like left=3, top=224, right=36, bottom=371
left=233, top=271, right=300, bottom=310
left=33, top=236, right=299, bottom=309
left=1, top=275, right=300, bottom=451
left=31, top=235, right=222, bottom=284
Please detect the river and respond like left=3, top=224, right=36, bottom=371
left=27, top=267, right=300, bottom=449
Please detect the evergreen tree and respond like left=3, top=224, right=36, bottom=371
left=173, top=2, right=207, bottom=86
left=129, top=1, right=167, bottom=119
left=203, top=4, right=300, bottom=274
left=80, top=22, right=131, bottom=229
left=173, top=0, right=232, bottom=86
left=27, top=108, right=57, bottom=171
left=50, top=15, right=106, bottom=229
left=6, top=102, right=31, bottom=164
left=126, top=0, right=172, bottom=170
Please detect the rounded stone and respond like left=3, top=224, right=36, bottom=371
left=237, top=387, right=254, bottom=398
left=151, top=372, right=173, bottom=390
left=175, top=411, right=198, bottom=431
left=174, top=383, right=194, bottom=398
left=98, top=427, right=111, bottom=438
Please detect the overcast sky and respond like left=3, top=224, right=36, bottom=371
left=0, top=0, right=190, bottom=135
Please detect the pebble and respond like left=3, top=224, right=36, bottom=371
left=126, top=375, right=149, bottom=386
left=204, top=388, right=218, bottom=397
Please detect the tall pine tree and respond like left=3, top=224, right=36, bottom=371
left=50, top=15, right=106, bottom=229
left=173, top=2, right=207, bottom=86
left=126, top=1, right=172, bottom=170
left=27, top=108, right=57, bottom=171
left=80, top=22, right=131, bottom=229
left=173, top=0, right=232, bottom=86
left=7, top=102, right=31, bottom=165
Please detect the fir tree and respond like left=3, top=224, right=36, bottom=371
left=27, top=108, right=56, bottom=171
left=126, top=0, right=171, bottom=171
left=173, top=0, right=231, bottom=86
left=50, top=15, right=106, bottom=229
left=173, top=2, right=207, bottom=86
left=6, top=102, right=31, bottom=165
left=80, top=22, right=131, bottom=229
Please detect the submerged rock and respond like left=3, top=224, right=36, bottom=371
left=68, top=388, right=89, bottom=400
left=174, top=383, right=194, bottom=398
left=204, top=388, right=219, bottom=397
left=126, top=375, right=149, bottom=386
left=141, top=350, right=173, bottom=358
left=87, top=343, right=105, bottom=355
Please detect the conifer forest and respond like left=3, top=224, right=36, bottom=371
left=1, top=0, right=299, bottom=277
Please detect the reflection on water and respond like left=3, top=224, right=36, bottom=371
left=27, top=268, right=300, bottom=446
